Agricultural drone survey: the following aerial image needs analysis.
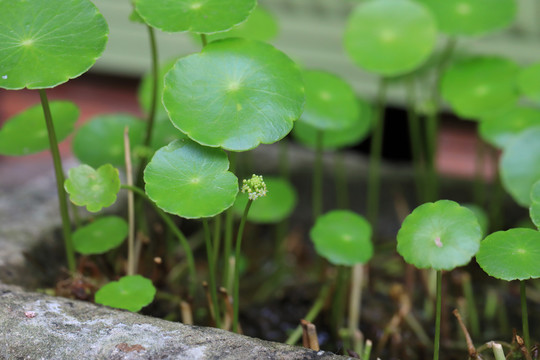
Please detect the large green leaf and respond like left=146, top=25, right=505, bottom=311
left=72, top=114, right=145, bottom=168
left=310, top=210, right=373, bottom=266
left=344, top=0, right=437, bottom=77
left=233, top=177, right=297, bottom=224
left=73, top=216, right=128, bottom=255
left=518, top=63, right=540, bottom=103
left=293, top=98, right=373, bottom=150
left=530, top=180, right=540, bottom=229
left=64, top=164, right=121, bottom=213
left=479, top=107, right=540, bottom=149
left=163, top=38, right=305, bottom=151
left=0, top=101, right=78, bottom=155
left=500, top=127, right=540, bottom=207
left=134, top=0, right=256, bottom=34
left=413, top=0, right=516, bottom=36
left=299, top=70, right=360, bottom=131
left=477, top=229, right=540, bottom=281
left=0, top=0, right=108, bottom=90
left=144, top=138, right=238, bottom=219
left=397, top=200, right=482, bottom=270
left=440, top=57, right=519, bottom=119
left=95, top=275, right=156, bottom=312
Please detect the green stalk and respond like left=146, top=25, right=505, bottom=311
left=366, top=78, right=388, bottom=227
left=203, top=219, right=221, bottom=328
left=362, top=339, right=373, bottom=360
left=433, top=270, right=443, bottom=360
left=212, top=214, right=222, bottom=266
left=39, top=89, right=76, bottom=273
left=425, top=37, right=457, bottom=201
left=520, top=281, right=530, bottom=351
left=334, top=152, right=348, bottom=209
left=201, top=33, right=208, bottom=48
left=313, top=130, right=324, bottom=221
left=124, top=127, right=136, bottom=276
left=331, top=266, right=348, bottom=334
left=461, top=272, right=479, bottom=338
left=121, top=184, right=197, bottom=297
left=405, top=77, right=426, bottom=203
left=232, top=199, right=253, bottom=333
left=279, top=139, right=290, bottom=180
left=473, top=138, right=487, bottom=206
left=490, top=342, right=506, bottom=360
left=285, top=282, right=331, bottom=345
left=222, top=152, right=237, bottom=292
left=349, top=264, right=365, bottom=355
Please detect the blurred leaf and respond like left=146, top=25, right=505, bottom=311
left=95, top=275, right=156, bottom=312
left=73, top=216, right=128, bottom=255
left=518, top=63, right=540, bottom=103
left=479, top=106, right=540, bottom=149
left=530, top=181, right=540, bottom=229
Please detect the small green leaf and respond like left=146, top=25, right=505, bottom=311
left=500, top=126, right=540, bottom=207
left=300, top=70, right=360, bottom=131
left=65, top=164, right=121, bottom=213
left=0, top=0, right=108, bottom=90
left=134, top=0, right=256, bottom=34
left=73, top=216, right=128, bottom=255
left=518, top=63, right=540, bottom=103
left=293, top=98, right=373, bottom=150
left=530, top=181, right=540, bottom=229
left=397, top=200, right=482, bottom=270
left=344, top=0, right=437, bottom=77
left=440, top=57, right=519, bottom=119
left=233, top=177, right=297, bottom=224
left=163, top=38, right=305, bottom=151
left=476, top=228, right=540, bottom=281
left=72, top=114, right=145, bottom=168
left=463, top=204, right=489, bottom=237
left=0, top=101, right=78, bottom=155
left=310, top=210, right=373, bottom=266
left=197, top=6, right=278, bottom=43
left=95, top=275, right=156, bottom=312
left=479, top=107, right=540, bottom=149
left=144, top=138, right=238, bottom=219
left=413, top=0, right=516, bottom=36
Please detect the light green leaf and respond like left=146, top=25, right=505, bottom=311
left=518, top=63, right=540, bottom=103
left=0, top=0, right=108, bottom=90
left=163, top=38, right=305, bottom=151
left=95, top=275, right=156, bottom=312
left=144, top=139, right=238, bottom=218
left=397, top=200, right=482, bottom=270
left=477, top=228, right=540, bottom=281
left=500, top=126, right=540, bottom=207
left=344, top=0, right=437, bottom=77
left=73, top=216, right=128, bottom=255
left=530, top=180, right=540, bottom=229
left=134, top=0, right=256, bottom=34
left=310, top=210, right=373, bottom=266
left=0, top=101, right=78, bottom=155
left=479, top=107, right=540, bottom=149
left=64, top=164, right=121, bottom=213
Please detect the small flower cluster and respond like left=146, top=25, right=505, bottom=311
left=241, top=174, right=268, bottom=201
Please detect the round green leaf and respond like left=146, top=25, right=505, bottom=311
left=0, top=0, right=108, bottom=90
left=293, top=99, right=373, bottom=150
left=344, top=0, right=437, bottom=77
left=440, top=57, right=519, bottom=119
left=0, top=101, right=78, bottom=155
left=134, top=0, right=256, bottom=34
left=73, top=216, right=128, bottom=255
left=463, top=203, right=489, bottom=237
left=397, top=200, right=482, bottom=270
left=72, top=114, right=145, bottom=168
left=310, top=210, right=373, bottom=266
left=95, top=275, right=156, bottom=312
left=479, top=107, right=540, bottom=149
left=413, top=0, right=516, bottom=36
left=64, top=164, right=121, bottom=213
left=163, top=38, right=305, bottom=151
left=530, top=181, right=540, bottom=229
left=233, top=177, right=297, bottom=224
left=194, top=6, right=278, bottom=44
left=476, top=228, right=540, bottom=281
left=144, top=138, right=238, bottom=218
left=500, top=126, right=540, bottom=207
left=518, top=63, right=540, bottom=103
left=300, top=70, right=360, bottom=131
left=148, top=115, right=187, bottom=152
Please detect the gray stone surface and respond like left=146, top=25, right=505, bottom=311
left=0, top=284, right=348, bottom=360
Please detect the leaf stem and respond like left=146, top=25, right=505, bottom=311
left=349, top=264, right=365, bottom=354
left=366, top=78, right=388, bottom=227
left=142, top=25, right=159, bottom=150
left=39, top=89, right=76, bottom=273
left=405, top=77, right=426, bottom=204
left=232, top=199, right=253, bottom=333
left=222, top=152, right=237, bottom=292
left=313, top=130, right=324, bottom=221
left=124, top=127, right=136, bottom=276
left=520, top=280, right=530, bottom=351
left=120, top=184, right=197, bottom=297
left=203, top=218, right=221, bottom=329
left=201, top=34, right=208, bottom=48
left=433, top=270, right=443, bottom=360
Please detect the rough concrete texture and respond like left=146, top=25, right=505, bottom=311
left=0, top=284, right=349, bottom=360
